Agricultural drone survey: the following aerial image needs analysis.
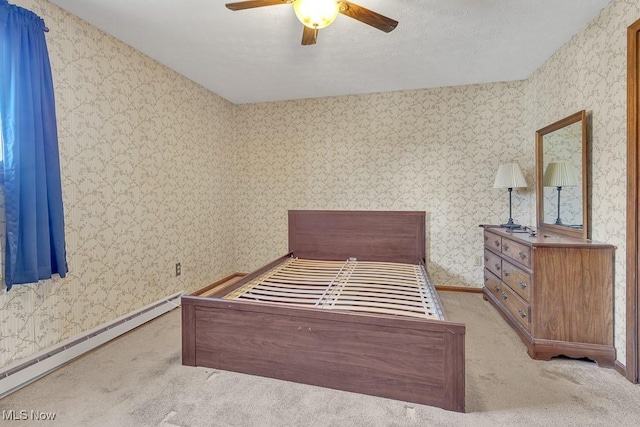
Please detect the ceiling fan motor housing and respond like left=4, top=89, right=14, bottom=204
left=293, top=0, right=340, bottom=29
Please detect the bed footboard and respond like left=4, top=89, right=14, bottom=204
left=182, top=296, right=465, bottom=412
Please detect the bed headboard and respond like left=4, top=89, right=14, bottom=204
left=288, top=210, right=426, bottom=264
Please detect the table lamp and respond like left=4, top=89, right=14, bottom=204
left=493, top=162, right=528, bottom=229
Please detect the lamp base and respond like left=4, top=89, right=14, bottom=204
left=500, top=221, right=522, bottom=229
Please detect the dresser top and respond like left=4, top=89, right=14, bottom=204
left=481, top=225, right=615, bottom=249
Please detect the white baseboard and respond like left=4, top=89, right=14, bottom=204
left=0, top=291, right=183, bottom=399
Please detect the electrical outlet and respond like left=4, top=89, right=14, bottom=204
left=475, top=255, right=483, bottom=267
left=175, top=263, right=181, bottom=277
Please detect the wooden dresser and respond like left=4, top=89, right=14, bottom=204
left=481, top=225, right=616, bottom=367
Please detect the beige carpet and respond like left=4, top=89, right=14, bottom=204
left=1, top=292, right=639, bottom=426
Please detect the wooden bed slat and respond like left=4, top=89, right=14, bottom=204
left=271, top=275, right=340, bottom=281
left=330, top=296, right=426, bottom=307
left=273, top=272, right=339, bottom=278
left=239, top=294, right=320, bottom=304
left=289, top=259, right=347, bottom=265
left=337, top=290, right=424, bottom=301
left=328, top=305, right=439, bottom=319
left=345, top=281, right=421, bottom=289
left=328, top=299, right=426, bottom=312
left=253, top=284, right=326, bottom=294
left=324, top=282, right=425, bottom=294
left=347, top=276, right=420, bottom=283
left=265, top=277, right=335, bottom=285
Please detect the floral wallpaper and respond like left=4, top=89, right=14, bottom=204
left=0, top=0, right=237, bottom=369
left=525, top=0, right=640, bottom=362
left=1, top=0, right=639, bottom=370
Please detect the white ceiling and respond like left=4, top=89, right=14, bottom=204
left=46, top=0, right=612, bottom=105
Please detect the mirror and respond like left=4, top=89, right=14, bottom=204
left=535, top=110, right=587, bottom=239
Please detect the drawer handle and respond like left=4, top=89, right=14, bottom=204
left=484, top=256, right=489, bottom=262
left=495, top=263, right=500, bottom=271
left=484, top=236, right=488, bottom=242
left=484, top=276, right=489, bottom=282
left=519, top=251, right=527, bottom=260
left=518, top=309, right=527, bottom=319
left=501, top=292, right=508, bottom=300
left=494, top=240, right=500, bottom=247
left=503, top=269, right=510, bottom=277
left=494, top=285, right=500, bottom=292
left=519, top=280, right=527, bottom=289
left=503, top=243, right=510, bottom=251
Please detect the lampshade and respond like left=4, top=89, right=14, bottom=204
left=294, top=0, right=340, bottom=29
left=493, top=163, right=528, bottom=189
left=543, top=162, right=578, bottom=187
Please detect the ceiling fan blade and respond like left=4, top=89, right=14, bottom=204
left=338, top=1, right=398, bottom=33
left=301, top=26, right=318, bottom=45
left=225, top=0, right=292, bottom=11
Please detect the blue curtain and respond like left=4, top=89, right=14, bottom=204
left=0, top=0, right=67, bottom=290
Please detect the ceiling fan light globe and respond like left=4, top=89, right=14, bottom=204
left=294, top=0, right=339, bottom=29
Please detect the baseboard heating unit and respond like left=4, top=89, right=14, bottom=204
left=0, top=291, right=183, bottom=399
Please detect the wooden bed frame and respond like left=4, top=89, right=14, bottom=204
left=181, top=210, right=466, bottom=412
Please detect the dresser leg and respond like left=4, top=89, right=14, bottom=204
left=529, top=341, right=616, bottom=368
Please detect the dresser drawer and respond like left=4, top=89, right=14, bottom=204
left=501, top=260, right=531, bottom=302
left=501, top=237, right=531, bottom=268
left=484, top=231, right=502, bottom=252
left=484, top=249, right=502, bottom=277
left=484, top=270, right=502, bottom=297
left=496, top=281, right=530, bottom=332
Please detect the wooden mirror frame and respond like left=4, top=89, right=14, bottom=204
left=535, top=110, right=588, bottom=239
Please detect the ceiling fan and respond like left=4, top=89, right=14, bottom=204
left=225, top=0, right=398, bottom=45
